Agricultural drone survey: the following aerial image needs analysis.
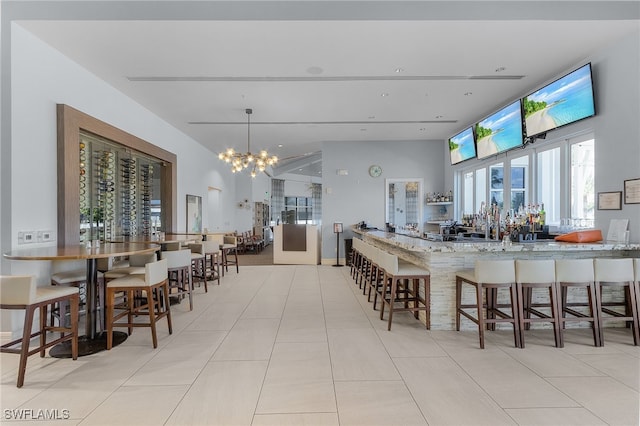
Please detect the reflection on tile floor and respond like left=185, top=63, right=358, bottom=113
left=1, top=265, right=638, bottom=425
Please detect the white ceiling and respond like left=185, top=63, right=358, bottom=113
left=15, top=1, right=640, bottom=176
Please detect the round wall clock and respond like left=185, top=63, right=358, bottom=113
left=369, top=164, right=382, bottom=178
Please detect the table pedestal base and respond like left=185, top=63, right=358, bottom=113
left=49, top=331, right=128, bottom=358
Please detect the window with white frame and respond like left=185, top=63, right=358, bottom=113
left=455, top=132, right=594, bottom=230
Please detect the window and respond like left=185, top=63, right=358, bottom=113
left=454, top=132, right=594, bottom=231
left=510, top=155, right=528, bottom=213
left=489, top=163, right=504, bottom=210
left=284, top=196, right=313, bottom=224
left=537, top=146, right=560, bottom=225
left=571, top=139, right=595, bottom=222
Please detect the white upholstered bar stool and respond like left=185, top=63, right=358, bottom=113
left=593, top=258, right=639, bottom=346
left=555, top=259, right=601, bottom=347
left=105, top=259, right=172, bottom=349
left=456, top=260, right=521, bottom=349
left=1, top=275, right=79, bottom=388
left=101, top=253, right=158, bottom=282
left=201, top=240, right=221, bottom=286
left=350, top=238, right=363, bottom=280
left=188, top=243, right=208, bottom=293
left=378, top=250, right=431, bottom=331
left=160, top=249, right=193, bottom=311
left=515, top=259, right=562, bottom=348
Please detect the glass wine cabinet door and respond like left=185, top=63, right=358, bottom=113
left=79, top=132, right=164, bottom=242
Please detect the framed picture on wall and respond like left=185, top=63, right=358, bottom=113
left=186, top=194, right=202, bottom=233
left=624, top=178, right=640, bottom=204
left=597, top=191, right=622, bottom=210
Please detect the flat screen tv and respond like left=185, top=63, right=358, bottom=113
left=448, top=127, right=476, bottom=165
left=523, top=63, right=595, bottom=138
left=475, top=100, right=524, bottom=160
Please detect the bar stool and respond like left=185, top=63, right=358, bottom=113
left=515, top=259, right=562, bottom=348
left=1, top=275, right=79, bottom=388
left=593, top=258, right=639, bottom=346
left=101, top=253, right=158, bottom=282
left=555, top=259, right=601, bottom=347
left=378, top=250, right=431, bottom=331
left=105, top=258, right=172, bottom=349
left=188, top=243, right=208, bottom=293
left=456, top=260, right=520, bottom=349
left=50, top=260, right=102, bottom=329
left=221, top=235, right=239, bottom=275
left=350, top=238, right=363, bottom=280
left=356, top=241, right=372, bottom=291
left=202, top=240, right=221, bottom=286
left=160, top=249, right=194, bottom=310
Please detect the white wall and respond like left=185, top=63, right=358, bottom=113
left=6, top=24, right=237, bottom=281
left=322, top=139, right=445, bottom=261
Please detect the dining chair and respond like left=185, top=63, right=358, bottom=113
left=1, top=275, right=79, bottom=387
left=105, top=258, right=172, bottom=349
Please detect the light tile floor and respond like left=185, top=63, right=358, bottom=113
left=1, top=265, right=639, bottom=425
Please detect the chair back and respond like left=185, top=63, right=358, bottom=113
left=352, top=238, right=362, bottom=253
left=474, top=260, right=515, bottom=284
left=377, top=249, right=399, bottom=275
left=161, top=241, right=181, bottom=251
left=129, top=253, right=157, bottom=267
left=205, top=234, right=224, bottom=246
left=188, top=243, right=205, bottom=255
left=594, top=258, right=634, bottom=282
left=516, top=259, right=555, bottom=284
left=555, top=259, right=594, bottom=282
left=223, top=235, right=237, bottom=246
left=0, top=275, right=36, bottom=305
left=160, top=249, right=192, bottom=268
left=201, top=240, right=220, bottom=254
left=635, top=258, right=640, bottom=282
left=146, top=258, right=168, bottom=286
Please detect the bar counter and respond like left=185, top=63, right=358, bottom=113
left=354, top=228, right=640, bottom=330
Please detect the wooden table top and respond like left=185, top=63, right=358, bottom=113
left=108, top=234, right=199, bottom=244
left=3, top=242, right=160, bottom=261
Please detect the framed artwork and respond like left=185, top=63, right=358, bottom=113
left=624, top=178, right=640, bottom=204
left=597, top=191, right=622, bottom=210
left=186, top=194, right=202, bottom=233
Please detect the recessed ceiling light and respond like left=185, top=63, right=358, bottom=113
left=278, top=144, right=283, bottom=148
left=464, top=92, right=473, bottom=96
left=381, top=93, right=389, bottom=97
left=495, top=66, right=506, bottom=73
left=395, top=67, right=405, bottom=73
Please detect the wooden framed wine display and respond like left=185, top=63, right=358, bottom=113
left=57, top=104, right=177, bottom=246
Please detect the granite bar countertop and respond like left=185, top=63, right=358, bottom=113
left=353, top=228, right=639, bottom=254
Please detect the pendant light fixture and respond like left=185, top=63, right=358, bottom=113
left=218, top=108, right=278, bottom=178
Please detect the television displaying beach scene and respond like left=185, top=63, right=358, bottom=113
left=475, top=100, right=524, bottom=159
left=448, top=127, right=476, bottom=165
left=524, top=63, right=595, bottom=138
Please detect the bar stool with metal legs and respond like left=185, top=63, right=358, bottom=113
left=593, top=258, right=639, bottom=346
left=378, top=249, right=431, bottom=331
left=456, top=260, right=521, bottom=349
left=515, top=259, right=562, bottom=348
left=555, top=259, right=600, bottom=347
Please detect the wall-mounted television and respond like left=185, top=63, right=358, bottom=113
left=475, top=100, right=524, bottom=160
left=448, top=127, right=476, bottom=165
left=523, top=63, right=595, bottom=138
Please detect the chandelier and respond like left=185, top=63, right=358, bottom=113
left=218, top=108, right=278, bottom=178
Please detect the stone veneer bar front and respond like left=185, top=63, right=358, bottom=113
left=354, top=227, right=640, bottom=331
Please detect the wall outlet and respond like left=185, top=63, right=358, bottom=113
left=37, top=230, right=56, bottom=242
left=18, top=231, right=35, bottom=244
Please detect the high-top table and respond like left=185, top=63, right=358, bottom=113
left=3, top=242, right=160, bottom=357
